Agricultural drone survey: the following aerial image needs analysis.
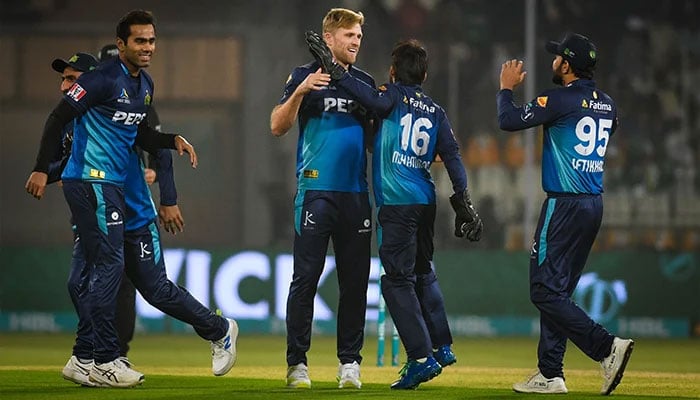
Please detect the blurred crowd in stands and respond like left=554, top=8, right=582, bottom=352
left=350, top=0, right=699, bottom=251
left=2, top=0, right=697, bottom=251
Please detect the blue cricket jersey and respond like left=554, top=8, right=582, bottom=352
left=124, top=149, right=157, bottom=231
left=279, top=62, right=374, bottom=193
left=497, top=79, right=617, bottom=194
left=61, top=57, right=154, bottom=185
left=336, top=76, right=467, bottom=206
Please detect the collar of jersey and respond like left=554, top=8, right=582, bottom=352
left=567, top=78, right=595, bottom=88
left=119, top=60, right=139, bottom=77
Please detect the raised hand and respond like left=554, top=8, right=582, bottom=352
left=305, top=30, right=347, bottom=80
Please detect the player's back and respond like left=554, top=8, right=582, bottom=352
left=373, top=83, right=446, bottom=206
left=540, top=79, right=616, bottom=195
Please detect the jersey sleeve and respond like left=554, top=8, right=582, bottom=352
left=152, top=148, right=177, bottom=206
left=278, top=66, right=307, bottom=105
left=336, top=75, right=395, bottom=117
left=434, top=110, right=467, bottom=193
left=62, top=70, right=111, bottom=114
left=146, top=105, right=161, bottom=132
left=497, top=89, right=563, bottom=131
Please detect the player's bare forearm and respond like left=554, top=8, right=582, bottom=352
left=270, top=93, right=304, bottom=136
left=270, top=103, right=296, bottom=136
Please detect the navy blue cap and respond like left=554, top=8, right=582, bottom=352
left=545, top=33, right=597, bottom=70
left=98, top=44, right=119, bottom=61
left=51, top=52, right=99, bottom=73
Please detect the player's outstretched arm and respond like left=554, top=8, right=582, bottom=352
left=135, top=124, right=197, bottom=168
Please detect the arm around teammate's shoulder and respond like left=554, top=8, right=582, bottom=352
left=270, top=67, right=329, bottom=136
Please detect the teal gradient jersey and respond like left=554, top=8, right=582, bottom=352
left=279, top=62, right=375, bottom=193
left=372, top=88, right=450, bottom=206
left=334, top=77, right=467, bottom=207
left=123, top=149, right=157, bottom=231
left=61, top=58, right=154, bottom=186
left=497, top=79, right=618, bottom=194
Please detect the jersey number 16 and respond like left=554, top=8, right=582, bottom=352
left=400, top=113, right=433, bottom=156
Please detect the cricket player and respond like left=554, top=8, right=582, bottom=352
left=270, top=7, right=374, bottom=390
left=306, top=37, right=483, bottom=389
left=497, top=32, right=634, bottom=396
left=29, top=10, right=236, bottom=388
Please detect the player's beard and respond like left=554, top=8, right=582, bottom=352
left=551, top=63, right=564, bottom=86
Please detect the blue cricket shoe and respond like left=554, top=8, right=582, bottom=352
left=433, top=345, right=456, bottom=367
left=390, top=356, right=442, bottom=390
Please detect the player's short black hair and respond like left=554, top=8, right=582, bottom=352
left=391, top=39, right=428, bottom=86
left=116, top=9, right=156, bottom=44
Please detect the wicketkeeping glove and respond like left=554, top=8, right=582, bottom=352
left=305, top=30, right=347, bottom=80
left=449, top=189, right=483, bottom=242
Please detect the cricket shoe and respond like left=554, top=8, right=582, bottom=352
left=390, top=356, right=442, bottom=390
left=600, top=337, right=634, bottom=395
left=62, top=356, right=96, bottom=387
left=512, top=370, right=568, bottom=394
left=337, top=361, right=361, bottom=389
left=117, top=356, right=132, bottom=368
left=211, top=318, right=238, bottom=376
left=89, top=359, right=144, bottom=388
left=433, top=345, right=457, bottom=367
left=286, top=363, right=311, bottom=388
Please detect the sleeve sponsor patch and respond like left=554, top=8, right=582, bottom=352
left=67, top=83, right=87, bottom=102
left=521, top=102, right=534, bottom=121
left=536, top=96, right=548, bottom=107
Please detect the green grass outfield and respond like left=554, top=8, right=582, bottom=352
left=1, top=333, right=698, bottom=399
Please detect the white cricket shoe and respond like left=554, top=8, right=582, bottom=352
left=513, top=370, right=568, bottom=394
left=62, top=355, right=95, bottom=386
left=117, top=356, right=132, bottom=368
left=286, top=363, right=311, bottom=388
left=600, top=337, right=634, bottom=395
left=211, top=318, right=239, bottom=376
left=89, top=359, right=144, bottom=388
left=337, top=361, right=362, bottom=389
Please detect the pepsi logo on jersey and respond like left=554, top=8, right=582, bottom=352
left=111, top=111, right=146, bottom=125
